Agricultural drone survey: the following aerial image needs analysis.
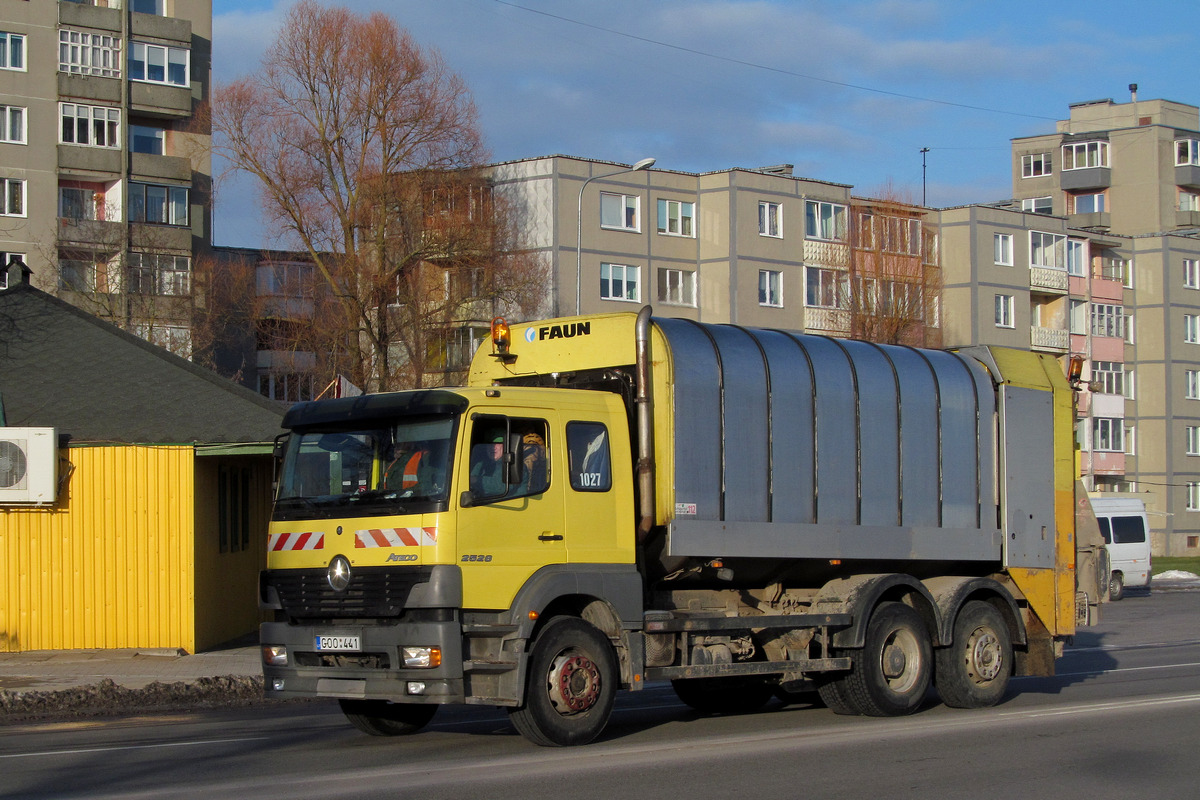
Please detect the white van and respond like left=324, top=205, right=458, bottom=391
left=1089, top=496, right=1152, bottom=600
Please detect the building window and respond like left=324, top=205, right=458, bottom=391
left=129, top=41, right=189, bottom=87
left=1030, top=231, right=1067, bottom=269
left=1186, top=260, right=1200, bottom=290
left=1177, top=139, right=1200, bottom=167
left=257, top=261, right=314, bottom=297
left=759, top=269, right=782, bottom=307
left=1092, top=418, right=1124, bottom=452
left=60, top=103, right=120, bottom=148
left=216, top=464, right=251, bottom=553
left=1022, top=197, right=1052, bottom=214
left=1062, top=141, right=1109, bottom=170
left=599, top=192, right=640, bottom=231
left=805, top=201, right=847, bottom=241
left=1090, top=304, right=1125, bottom=339
left=1069, top=299, right=1088, bottom=335
left=1188, top=314, right=1200, bottom=344
left=0, top=105, right=25, bottom=144
left=993, top=233, right=1013, bottom=266
left=759, top=201, right=782, bottom=238
left=1021, top=153, right=1051, bottom=177
left=59, top=185, right=104, bottom=221
left=0, top=250, right=24, bottom=289
left=127, top=252, right=191, bottom=296
left=130, top=124, right=165, bottom=155
left=881, top=216, right=921, bottom=255
left=59, top=251, right=111, bottom=293
left=129, top=182, right=189, bottom=226
left=1066, top=239, right=1086, bottom=277
left=59, top=29, right=121, bottom=78
left=657, top=268, right=695, bottom=306
left=600, top=262, right=640, bottom=302
left=0, top=32, right=25, bottom=71
left=806, top=267, right=845, bottom=309
left=0, top=178, right=24, bottom=217
left=134, top=322, right=192, bottom=359
left=994, top=294, right=1014, bottom=328
left=656, top=199, right=694, bottom=237
left=258, top=371, right=316, bottom=403
left=1188, top=369, right=1200, bottom=400
left=1188, top=485, right=1200, bottom=512
left=132, top=0, right=167, bottom=14
left=1181, top=191, right=1200, bottom=212
left=1092, top=361, right=1125, bottom=396
left=1072, top=192, right=1107, bottom=214
left=1189, top=426, right=1200, bottom=456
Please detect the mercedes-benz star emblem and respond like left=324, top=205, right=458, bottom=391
left=327, top=555, right=352, bottom=592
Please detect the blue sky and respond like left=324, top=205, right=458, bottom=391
left=211, top=0, right=1199, bottom=248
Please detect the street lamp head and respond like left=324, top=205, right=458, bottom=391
left=632, top=157, right=656, bottom=171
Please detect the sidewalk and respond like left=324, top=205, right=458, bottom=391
left=0, top=641, right=261, bottom=694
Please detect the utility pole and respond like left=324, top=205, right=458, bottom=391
left=921, top=148, right=930, bottom=207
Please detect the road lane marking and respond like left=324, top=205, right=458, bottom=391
left=0, top=736, right=270, bottom=760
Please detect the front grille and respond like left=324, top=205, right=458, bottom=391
left=267, top=566, right=432, bottom=619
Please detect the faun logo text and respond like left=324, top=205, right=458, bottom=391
left=527, top=321, right=591, bottom=342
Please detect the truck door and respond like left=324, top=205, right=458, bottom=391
left=456, top=412, right=565, bottom=610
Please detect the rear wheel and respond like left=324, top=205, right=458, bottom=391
left=814, top=673, right=860, bottom=715
left=339, top=699, right=438, bottom=736
left=508, top=617, right=617, bottom=747
left=672, top=676, right=776, bottom=715
left=1109, top=571, right=1125, bottom=601
left=935, top=600, right=1012, bottom=709
left=842, top=602, right=932, bottom=717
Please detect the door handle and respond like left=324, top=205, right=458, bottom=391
left=538, top=532, right=564, bottom=541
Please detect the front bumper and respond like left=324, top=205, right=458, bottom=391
left=260, top=617, right=465, bottom=704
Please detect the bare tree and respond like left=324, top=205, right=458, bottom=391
left=846, top=188, right=942, bottom=348
left=210, top=1, right=542, bottom=392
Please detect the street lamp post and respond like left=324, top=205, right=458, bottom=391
left=576, top=157, right=656, bottom=315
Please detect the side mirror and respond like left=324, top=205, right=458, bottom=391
left=460, top=490, right=475, bottom=508
left=272, top=433, right=289, bottom=461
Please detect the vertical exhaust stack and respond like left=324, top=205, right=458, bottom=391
left=635, top=305, right=657, bottom=543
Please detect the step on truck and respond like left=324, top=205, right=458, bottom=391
left=259, top=307, right=1107, bottom=746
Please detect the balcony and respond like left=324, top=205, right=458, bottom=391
left=130, top=81, right=194, bottom=118
left=1029, top=266, right=1068, bottom=294
left=58, top=145, right=121, bottom=177
left=131, top=153, right=192, bottom=183
left=131, top=12, right=192, bottom=44
left=1177, top=164, right=1200, bottom=190
left=1031, top=326, right=1069, bottom=353
left=1068, top=211, right=1111, bottom=230
left=59, top=2, right=121, bottom=33
left=58, top=73, right=122, bottom=104
left=1177, top=209, right=1200, bottom=229
left=803, top=307, right=850, bottom=335
left=1060, top=167, right=1111, bottom=192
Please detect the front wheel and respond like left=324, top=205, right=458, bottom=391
left=935, top=600, right=1012, bottom=709
left=508, top=617, right=617, bottom=747
left=339, top=699, right=438, bottom=736
left=843, top=601, right=932, bottom=717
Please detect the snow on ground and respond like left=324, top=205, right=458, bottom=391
left=1155, top=570, right=1200, bottom=580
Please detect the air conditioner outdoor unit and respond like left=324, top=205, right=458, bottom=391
left=0, top=427, right=58, bottom=504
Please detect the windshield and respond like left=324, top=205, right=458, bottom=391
left=274, top=415, right=457, bottom=520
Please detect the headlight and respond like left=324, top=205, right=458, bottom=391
left=262, top=645, right=288, bottom=666
left=402, top=646, right=441, bottom=668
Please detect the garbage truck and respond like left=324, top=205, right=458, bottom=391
left=259, top=307, right=1107, bottom=746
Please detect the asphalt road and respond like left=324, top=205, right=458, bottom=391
left=4, top=588, right=1199, bottom=800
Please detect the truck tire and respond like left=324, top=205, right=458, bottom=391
left=843, top=602, right=932, bottom=717
left=672, top=676, right=775, bottom=715
left=935, top=600, right=1012, bottom=709
left=1108, top=571, right=1125, bottom=601
left=508, top=617, right=617, bottom=747
left=339, top=699, right=438, bottom=736
left=814, top=674, right=860, bottom=715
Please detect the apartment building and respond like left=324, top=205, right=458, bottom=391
left=489, top=156, right=938, bottom=341
left=1001, top=94, right=1200, bottom=555
left=0, top=0, right=211, bottom=354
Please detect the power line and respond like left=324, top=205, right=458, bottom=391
left=489, top=0, right=1058, bottom=122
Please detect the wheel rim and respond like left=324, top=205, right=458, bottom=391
left=880, top=628, right=922, bottom=693
left=965, top=626, right=1003, bottom=683
left=547, top=652, right=601, bottom=715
